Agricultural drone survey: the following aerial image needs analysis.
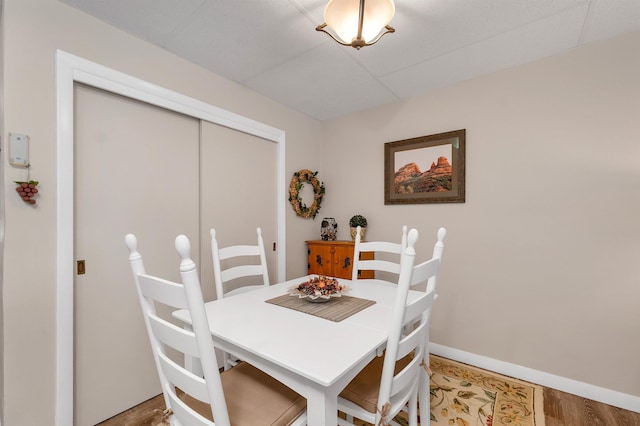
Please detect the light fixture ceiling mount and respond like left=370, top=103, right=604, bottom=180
left=316, top=0, right=395, bottom=50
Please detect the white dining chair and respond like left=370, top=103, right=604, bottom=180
left=351, top=225, right=408, bottom=285
left=211, top=227, right=270, bottom=299
left=411, top=227, right=446, bottom=424
left=396, top=226, right=447, bottom=424
left=337, top=228, right=440, bottom=426
left=211, top=227, right=270, bottom=369
left=126, top=234, right=307, bottom=426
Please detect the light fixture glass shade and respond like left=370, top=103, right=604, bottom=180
left=321, top=0, right=395, bottom=47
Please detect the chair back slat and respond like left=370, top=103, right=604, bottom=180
left=403, top=290, right=433, bottom=325
left=397, top=317, right=427, bottom=358
left=359, top=240, right=403, bottom=253
left=351, top=225, right=408, bottom=283
left=221, top=264, right=266, bottom=283
left=139, top=274, right=189, bottom=309
left=148, top=315, right=200, bottom=357
left=218, top=244, right=261, bottom=259
left=158, top=352, right=210, bottom=403
left=356, top=258, right=402, bottom=275
left=166, top=388, right=213, bottom=426
left=409, top=256, right=440, bottom=287
left=389, top=350, right=422, bottom=397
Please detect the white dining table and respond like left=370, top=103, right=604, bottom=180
left=173, top=275, right=427, bottom=426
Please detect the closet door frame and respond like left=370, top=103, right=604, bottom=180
left=55, top=50, right=287, bottom=426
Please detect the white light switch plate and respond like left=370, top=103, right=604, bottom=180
left=9, top=133, right=29, bottom=166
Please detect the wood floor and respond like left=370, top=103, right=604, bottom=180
left=98, top=387, right=640, bottom=425
left=97, top=394, right=165, bottom=426
left=542, top=388, right=640, bottom=426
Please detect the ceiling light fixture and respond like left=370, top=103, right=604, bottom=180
left=316, top=0, right=395, bottom=50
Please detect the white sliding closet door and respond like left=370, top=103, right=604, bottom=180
left=74, top=84, right=200, bottom=425
left=199, top=121, right=278, bottom=301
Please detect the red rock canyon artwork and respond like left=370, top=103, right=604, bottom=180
left=384, top=129, right=465, bottom=204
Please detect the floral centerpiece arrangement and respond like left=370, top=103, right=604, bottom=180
left=288, top=275, right=349, bottom=301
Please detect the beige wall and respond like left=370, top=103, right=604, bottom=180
left=1, top=0, right=320, bottom=423
left=320, top=31, right=640, bottom=398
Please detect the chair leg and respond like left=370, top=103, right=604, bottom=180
left=408, top=392, right=418, bottom=426
left=418, top=365, right=430, bottom=426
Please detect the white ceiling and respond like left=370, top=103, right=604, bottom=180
left=58, top=0, right=640, bottom=121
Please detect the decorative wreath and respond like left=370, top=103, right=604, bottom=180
left=288, top=169, right=325, bottom=219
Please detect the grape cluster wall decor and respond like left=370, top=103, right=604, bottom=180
left=15, top=180, right=39, bottom=205
left=14, top=164, right=40, bottom=205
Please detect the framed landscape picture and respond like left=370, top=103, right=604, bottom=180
left=384, top=129, right=465, bottom=204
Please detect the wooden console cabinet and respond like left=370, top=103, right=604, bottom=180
left=306, top=240, right=374, bottom=280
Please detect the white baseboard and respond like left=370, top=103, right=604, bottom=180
left=430, top=343, right=640, bottom=414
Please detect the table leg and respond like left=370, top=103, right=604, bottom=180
left=306, top=387, right=338, bottom=426
left=182, top=323, right=203, bottom=376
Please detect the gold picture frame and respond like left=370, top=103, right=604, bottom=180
left=384, top=129, right=466, bottom=204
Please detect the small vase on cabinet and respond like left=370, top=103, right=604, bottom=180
left=320, top=217, right=338, bottom=241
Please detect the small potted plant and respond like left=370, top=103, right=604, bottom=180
left=349, top=214, right=368, bottom=240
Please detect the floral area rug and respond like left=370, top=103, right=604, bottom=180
left=350, top=355, right=545, bottom=426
